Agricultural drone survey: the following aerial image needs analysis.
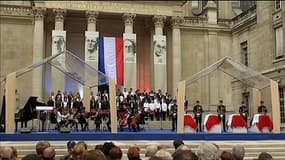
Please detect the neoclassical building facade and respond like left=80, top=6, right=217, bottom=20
left=0, top=1, right=284, bottom=130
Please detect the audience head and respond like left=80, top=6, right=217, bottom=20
left=173, top=140, right=184, bottom=150
left=258, top=152, right=272, bottom=160
left=11, top=146, right=18, bottom=160
left=36, top=141, right=51, bottom=156
left=42, top=147, right=56, bottom=160
left=0, top=146, right=13, bottom=160
left=173, top=149, right=198, bottom=160
left=72, top=143, right=87, bottom=160
left=109, top=146, right=123, bottom=160
left=95, top=144, right=104, bottom=152
left=232, top=145, right=245, bottom=160
left=145, top=144, right=159, bottom=157
left=21, top=154, right=42, bottom=160
left=77, top=141, right=88, bottom=150
left=176, top=144, right=191, bottom=151
left=82, top=149, right=106, bottom=160
left=127, top=145, right=140, bottom=160
left=220, top=151, right=234, bottom=160
left=196, top=142, right=220, bottom=160
left=67, top=141, right=76, bottom=153
left=103, top=142, right=115, bottom=157
left=152, top=149, right=172, bottom=160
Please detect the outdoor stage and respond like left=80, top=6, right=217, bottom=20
left=1, top=130, right=285, bottom=141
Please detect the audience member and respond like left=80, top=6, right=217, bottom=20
left=127, top=145, right=141, bottom=160
left=42, top=147, right=56, bottom=160
left=196, top=142, right=220, bottom=160
left=82, top=150, right=106, bottom=160
left=152, top=149, right=172, bottom=160
left=36, top=141, right=51, bottom=156
left=172, top=149, right=198, bottom=160
left=61, top=141, right=76, bottom=160
left=21, top=154, right=43, bottom=160
left=220, top=151, right=234, bottom=160
left=103, top=142, right=116, bottom=160
left=144, top=144, right=159, bottom=159
left=11, top=146, right=18, bottom=160
left=232, top=145, right=245, bottom=160
left=71, top=143, right=87, bottom=160
left=176, top=144, right=191, bottom=151
left=258, top=152, right=273, bottom=160
left=95, top=144, right=104, bottom=152
left=0, top=146, right=13, bottom=160
left=173, top=140, right=184, bottom=150
left=109, top=146, right=123, bottom=160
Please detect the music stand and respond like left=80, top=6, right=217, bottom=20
left=36, top=106, right=53, bottom=132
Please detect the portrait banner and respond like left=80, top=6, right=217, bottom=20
left=51, top=30, right=66, bottom=92
left=153, top=35, right=167, bottom=92
left=52, top=30, right=66, bottom=55
left=85, top=31, right=99, bottom=62
left=123, top=33, right=137, bottom=89
left=153, top=35, right=166, bottom=65
left=123, top=33, right=136, bottom=64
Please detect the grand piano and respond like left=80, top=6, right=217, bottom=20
left=16, top=96, right=46, bottom=130
left=0, top=96, right=46, bottom=132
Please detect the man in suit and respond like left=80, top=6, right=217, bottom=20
left=257, top=101, right=267, bottom=114
left=239, top=101, right=248, bottom=123
left=193, top=100, right=203, bottom=132
left=217, top=100, right=226, bottom=132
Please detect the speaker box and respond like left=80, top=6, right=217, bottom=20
left=60, top=127, right=71, bottom=133
left=20, top=128, right=32, bottom=134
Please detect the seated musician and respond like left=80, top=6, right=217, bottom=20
left=68, top=109, right=78, bottom=131
left=94, top=111, right=102, bottom=131
left=130, top=109, right=141, bottom=132
left=39, top=110, right=48, bottom=132
left=239, top=101, right=248, bottom=122
left=257, top=101, right=267, bottom=114
left=57, top=109, right=69, bottom=128
left=77, top=107, right=88, bottom=131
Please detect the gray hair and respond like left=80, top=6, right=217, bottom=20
left=153, top=149, right=172, bottom=160
left=196, top=142, right=220, bottom=160
left=232, top=145, right=245, bottom=160
left=145, top=144, right=159, bottom=157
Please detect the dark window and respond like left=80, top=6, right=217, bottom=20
left=241, top=41, right=248, bottom=66
left=240, top=0, right=256, bottom=12
left=279, top=87, right=285, bottom=124
left=275, top=0, right=281, bottom=10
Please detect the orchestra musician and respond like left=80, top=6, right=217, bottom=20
left=148, top=99, right=155, bottom=121
left=154, top=97, right=161, bottom=121
left=170, top=99, right=177, bottom=131
left=217, top=100, right=226, bottom=132
left=239, top=101, right=248, bottom=123
left=77, top=107, right=88, bottom=131
left=161, top=97, right=168, bottom=121
left=193, top=100, right=203, bottom=132
left=257, top=101, right=267, bottom=114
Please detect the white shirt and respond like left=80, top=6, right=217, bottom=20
left=143, top=102, right=149, bottom=112
left=149, top=103, right=155, bottom=111
left=162, top=102, right=168, bottom=112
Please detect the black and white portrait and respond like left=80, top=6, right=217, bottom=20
left=153, top=35, right=166, bottom=64
left=123, top=33, right=136, bottom=63
left=85, top=31, right=99, bottom=62
left=52, top=30, right=66, bottom=55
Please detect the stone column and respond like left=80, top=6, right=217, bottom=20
left=122, top=13, right=136, bottom=90
left=152, top=15, right=166, bottom=92
left=52, top=9, right=66, bottom=93
left=123, top=13, right=135, bottom=33
left=86, top=11, right=98, bottom=32
left=204, top=1, right=218, bottom=25
left=32, top=7, right=46, bottom=100
left=171, top=16, right=184, bottom=96
left=84, top=11, right=98, bottom=111
left=283, top=2, right=285, bottom=55
left=54, top=8, right=66, bottom=30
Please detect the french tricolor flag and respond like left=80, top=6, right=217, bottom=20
left=99, top=36, right=124, bottom=85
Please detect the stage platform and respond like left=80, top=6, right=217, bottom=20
left=1, top=129, right=285, bottom=141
